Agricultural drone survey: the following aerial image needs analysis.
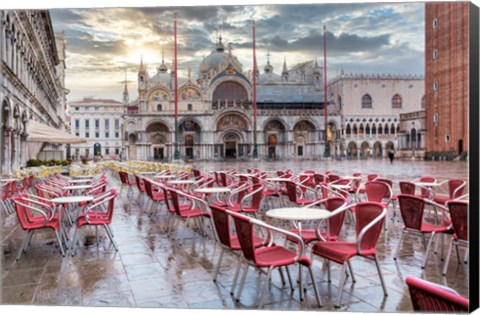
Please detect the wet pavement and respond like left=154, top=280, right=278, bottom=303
left=0, top=159, right=470, bottom=311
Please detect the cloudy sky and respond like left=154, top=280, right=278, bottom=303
left=44, top=0, right=426, bottom=102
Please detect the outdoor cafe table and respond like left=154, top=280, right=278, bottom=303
left=194, top=187, right=231, bottom=204
left=51, top=195, right=94, bottom=248
left=154, top=174, right=176, bottom=180
left=68, top=179, right=92, bottom=184
left=168, top=179, right=196, bottom=185
left=415, top=181, right=443, bottom=199
left=73, top=175, right=95, bottom=179
left=266, top=207, right=333, bottom=240
left=265, top=177, right=291, bottom=182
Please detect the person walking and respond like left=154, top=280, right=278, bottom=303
left=388, top=150, right=395, bottom=163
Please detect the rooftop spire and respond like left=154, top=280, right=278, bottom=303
left=123, top=67, right=129, bottom=105
left=282, top=56, right=288, bottom=74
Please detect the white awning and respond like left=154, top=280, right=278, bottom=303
left=26, top=120, right=86, bottom=144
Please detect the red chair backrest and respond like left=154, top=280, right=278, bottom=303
left=12, top=195, right=32, bottom=229
left=355, top=202, right=385, bottom=252
left=246, top=183, right=264, bottom=210
left=142, top=179, right=156, bottom=200
left=328, top=174, right=340, bottom=182
left=367, top=174, right=379, bottom=181
left=134, top=174, right=145, bottom=191
left=399, top=181, right=416, bottom=195
left=285, top=181, right=299, bottom=203
left=209, top=204, right=234, bottom=248
left=365, top=181, right=390, bottom=203
left=448, top=179, right=466, bottom=199
left=406, top=276, right=469, bottom=312
left=448, top=200, right=468, bottom=242
left=324, top=197, right=348, bottom=239
left=398, top=194, right=425, bottom=231
left=229, top=211, right=256, bottom=262
left=375, top=178, right=394, bottom=198
left=313, top=174, right=326, bottom=185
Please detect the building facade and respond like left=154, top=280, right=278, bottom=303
left=125, top=37, right=342, bottom=161
left=424, top=2, right=469, bottom=157
left=328, top=72, right=425, bottom=159
left=0, top=10, right=66, bottom=174
left=68, top=98, right=125, bottom=160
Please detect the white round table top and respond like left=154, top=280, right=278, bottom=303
left=329, top=184, right=351, bottom=190
left=416, top=181, right=442, bottom=187
left=0, top=178, right=16, bottom=182
left=154, top=174, right=176, bottom=179
left=73, top=175, right=95, bottom=179
left=61, top=185, right=93, bottom=190
left=168, top=179, right=196, bottom=184
left=68, top=179, right=91, bottom=184
left=194, top=187, right=231, bottom=194
left=138, top=171, right=157, bottom=175
left=51, top=196, right=94, bottom=204
left=235, top=173, right=254, bottom=177
left=342, top=176, right=362, bottom=180
left=266, top=177, right=291, bottom=182
left=266, top=207, right=332, bottom=221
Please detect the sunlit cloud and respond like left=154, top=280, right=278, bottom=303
left=50, top=2, right=425, bottom=102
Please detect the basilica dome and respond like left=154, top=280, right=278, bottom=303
left=198, top=37, right=243, bottom=78
left=150, top=61, right=171, bottom=87
left=258, top=61, right=281, bottom=84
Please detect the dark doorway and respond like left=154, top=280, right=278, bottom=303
left=225, top=141, right=236, bottom=158
left=458, top=139, right=463, bottom=155
left=185, top=147, right=194, bottom=159
left=268, top=146, right=276, bottom=159
left=154, top=147, right=164, bottom=160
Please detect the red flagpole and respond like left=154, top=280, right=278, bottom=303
left=252, top=20, right=258, bottom=158
left=174, top=12, right=179, bottom=159
left=323, top=25, right=329, bottom=157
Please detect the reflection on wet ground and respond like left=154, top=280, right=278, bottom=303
left=1, top=160, right=470, bottom=311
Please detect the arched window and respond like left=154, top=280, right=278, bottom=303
left=346, top=124, right=351, bottom=135
left=337, top=95, right=342, bottom=110
left=372, top=124, right=377, bottom=135
left=359, top=124, right=364, bottom=135
left=378, top=124, right=382, bottom=134
left=157, top=104, right=162, bottom=111
left=187, top=103, right=192, bottom=111
left=384, top=123, right=389, bottom=134
left=421, top=95, right=425, bottom=109
left=353, top=124, right=358, bottom=135
left=390, top=124, right=396, bottom=134
left=366, top=124, right=370, bottom=135
left=361, top=94, right=372, bottom=109
left=391, top=94, right=402, bottom=109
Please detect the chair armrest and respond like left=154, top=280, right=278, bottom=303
left=12, top=198, right=50, bottom=226
left=314, top=202, right=351, bottom=241
left=240, top=183, right=264, bottom=212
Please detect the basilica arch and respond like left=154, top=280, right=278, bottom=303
left=214, top=112, right=250, bottom=159
left=146, top=121, right=170, bottom=160
left=293, top=120, right=316, bottom=158
left=263, top=118, right=287, bottom=159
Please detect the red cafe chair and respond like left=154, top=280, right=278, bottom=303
left=394, top=194, right=450, bottom=268
left=442, top=200, right=468, bottom=275
left=406, top=276, right=469, bottom=312
left=228, top=210, right=322, bottom=308
left=71, top=189, right=120, bottom=256
left=11, top=194, right=65, bottom=260
left=311, top=201, right=388, bottom=308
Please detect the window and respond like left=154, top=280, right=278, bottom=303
left=115, top=148, right=119, bottom=155
left=85, top=106, right=90, bottom=111
left=187, top=103, right=192, bottom=111
left=391, top=94, right=402, bottom=109
left=445, top=134, right=450, bottom=142
left=95, top=106, right=99, bottom=111
left=105, top=132, right=109, bottom=138
left=361, top=94, right=372, bottom=108
left=433, top=81, right=438, bottom=91
left=421, top=95, right=425, bottom=109
left=85, top=132, right=90, bottom=138
left=115, top=132, right=119, bottom=138
left=433, top=18, right=438, bottom=28
left=433, top=49, right=438, bottom=60
left=75, top=107, right=79, bottom=111
left=95, top=132, right=99, bottom=138
left=75, top=132, right=79, bottom=137
left=85, top=119, right=90, bottom=128
left=95, top=119, right=100, bottom=128
left=105, top=148, right=110, bottom=155
left=75, top=119, right=79, bottom=129
left=157, top=104, right=162, bottom=111
left=105, top=119, right=110, bottom=129
left=115, top=119, right=120, bottom=129
left=346, top=124, right=351, bottom=135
